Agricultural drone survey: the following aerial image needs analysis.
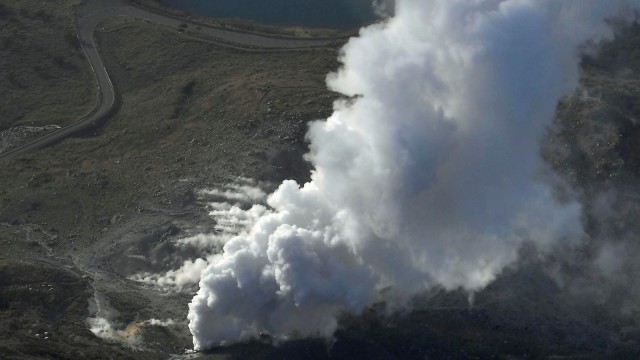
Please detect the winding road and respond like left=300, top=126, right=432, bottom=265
left=0, top=0, right=344, bottom=161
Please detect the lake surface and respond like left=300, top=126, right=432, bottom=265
left=162, top=0, right=379, bottom=29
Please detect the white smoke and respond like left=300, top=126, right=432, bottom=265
left=148, top=318, right=178, bottom=327
left=88, top=317, right=178, bottom=347
left=372, top=0, right=395, bottom=17
left=198, top=180, right=268, bottom=204
left=130, top=181, right=268, bottom=292
left=186, top=0, right=640, bottom=350
left=131, top=256, right=214, bottom=291
left=86, top=291, right=173, bottom=348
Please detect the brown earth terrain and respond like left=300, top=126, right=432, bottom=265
left=0, top=1, right=339, bottom=358
left=1, top=1, right=640, bottom=359
left=0, top=0, right=96, bottom=130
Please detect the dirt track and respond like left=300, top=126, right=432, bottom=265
left=0, top=0, right=343, bottom=161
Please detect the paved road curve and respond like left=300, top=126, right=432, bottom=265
left=0, top=0, right=343, bottom=161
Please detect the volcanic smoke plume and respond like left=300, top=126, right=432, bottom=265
left=187, top=0, right=640, bottom=350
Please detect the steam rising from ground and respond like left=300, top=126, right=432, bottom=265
left=130, top=179, right=268, bottom=292
left=87, top=290, right=177, bottom=348
left=179, top=0, right=640, bottom=350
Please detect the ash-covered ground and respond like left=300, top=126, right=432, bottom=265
left=2, top=1, right=640, bottom=359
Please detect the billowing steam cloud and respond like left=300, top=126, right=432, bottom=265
left=187, top=0, right=640, bottom=350
left=372, top=0, right=395, bottom=17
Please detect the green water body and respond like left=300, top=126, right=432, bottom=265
left=162, top=0, right=379, bottom=29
